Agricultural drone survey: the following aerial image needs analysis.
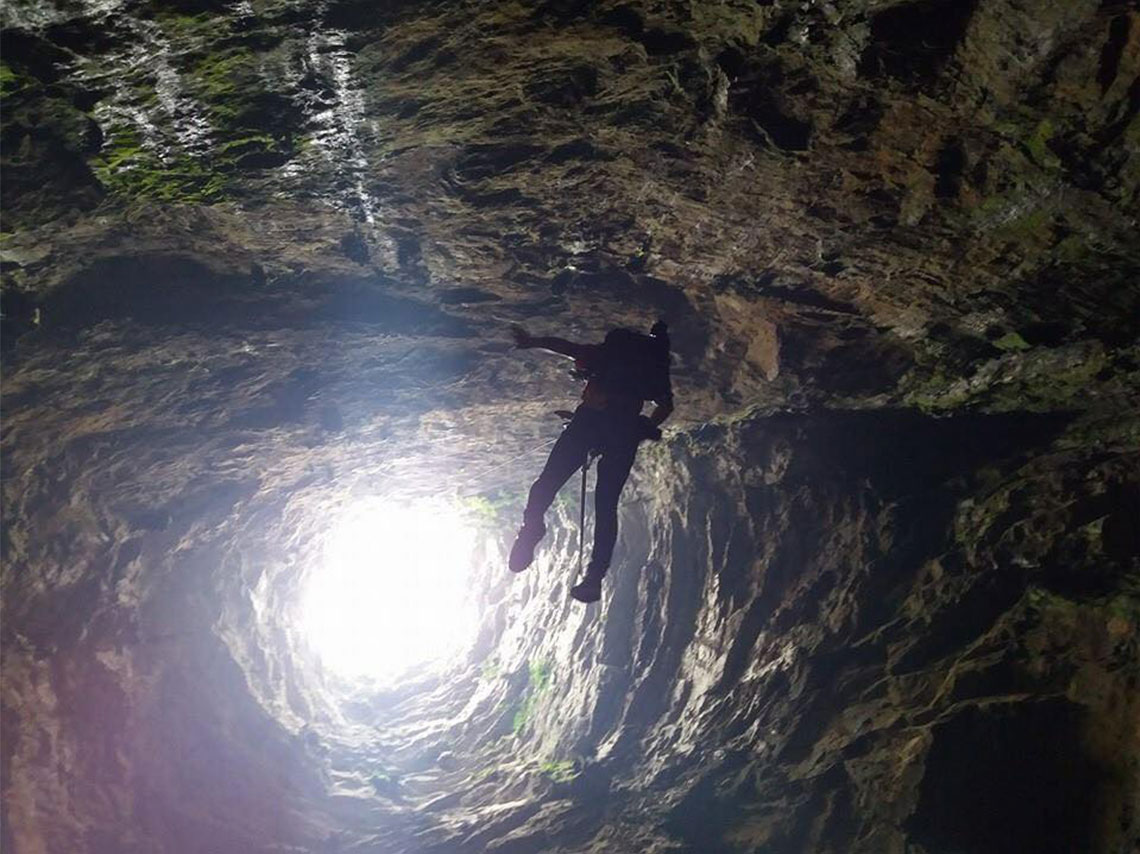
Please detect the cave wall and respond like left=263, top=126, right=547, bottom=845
left=429, top=407, right=1138, bottom=854
left=607, top=409, right=1139, bottom=852
left=7, top=404, right=1136, bottom=853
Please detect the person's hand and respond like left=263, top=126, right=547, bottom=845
left=510, top=325, right=533, bottom=349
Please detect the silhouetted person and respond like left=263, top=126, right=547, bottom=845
left=508, top=321, right=674, bottom=602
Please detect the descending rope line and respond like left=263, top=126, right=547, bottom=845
left=576, top=450, right=603, bottom=578
left=454, top=434, right=559, bottom=498
left=578, top=452, right=591, bottom=578
left=453, top=411, right=578, bottom=498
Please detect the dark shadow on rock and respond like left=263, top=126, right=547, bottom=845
left=43, top=255, right=271, bottom=329
left=453, top=143, right=545, bottom=183
left=888, top=562, right=1026, bottom=674
left=664, top=750, right=761, bottom=854
left=227, top=366, right=321, bottom=429
left=707, top=409, right=1072, bottom=698
left=859, top=0, right=979, bottom=86
left=906, top=700, right=1100, bottom=854
left=316, top=278, right=474, bottom=336
left=321, top=0, right=425, bottom=31
left=524, top=64, right=598, bottom=106
left=545, top=138, right=612, bottom=164
left=0, top=29, right=72, bottom=85
left=757, top=409, right=1071, bottom=498
left=438, top=287, right=502, bottom=305
left=42, top=258, right=474, bottom=337
left=0, top=287, right=41, bottom=357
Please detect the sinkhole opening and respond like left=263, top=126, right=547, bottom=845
left=299, top=498, right=481, bottom=685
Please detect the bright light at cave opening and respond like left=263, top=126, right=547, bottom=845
left=301, top=499, right=479, bottom=682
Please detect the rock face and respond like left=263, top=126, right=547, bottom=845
left=2, top=0, right=1138, bottom=852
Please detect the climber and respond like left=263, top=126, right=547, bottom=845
left=507, top=320, right=674, bottom=603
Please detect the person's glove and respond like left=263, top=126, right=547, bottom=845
left=638, top=415, right=662, bottom=441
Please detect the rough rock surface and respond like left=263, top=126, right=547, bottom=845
left=2, top=0, right=1138, bottom=852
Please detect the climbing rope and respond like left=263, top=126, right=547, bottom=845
left=578, top=449, right=598, bottom=578
left=454, top=410, right=576, bottom=495
left=453, top=434, right=558, bottom=498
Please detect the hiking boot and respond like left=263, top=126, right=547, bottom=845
left=508, top=521, right=546, bottom=573
left=570, top=572, right=604, bottom=603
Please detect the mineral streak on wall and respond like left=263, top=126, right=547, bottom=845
left=2, top=0, right=1138, bottom=852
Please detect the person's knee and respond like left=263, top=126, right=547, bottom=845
left=532, top=474, right=562, bottom=497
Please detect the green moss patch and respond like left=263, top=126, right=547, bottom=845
left=156, top=11, right=222, bottom=43
left=1025, top=119, right=1060, bottom=170
left=90, top=125, right=228, bottom=203
left=512, top=659, right=553, bottom=734
left=991, top=332, right=1031, bottom=352
left=463, top=488, right=525, bottom=526
left=0, top=61, right=28, bottom=97
left=538, top=759, right=580, bottom=783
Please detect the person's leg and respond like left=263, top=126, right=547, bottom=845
left=510, top=416, right=592, bottom=572
left=588, top=440, right=637, bottom=574
left=569, top=416, right=638, bottom=598
left=571, top=437, right=636, bottom=602
left=523, top=426, right=590, bottom=525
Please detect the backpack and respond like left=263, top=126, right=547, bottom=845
left=592, top=326, right=671, bottom=402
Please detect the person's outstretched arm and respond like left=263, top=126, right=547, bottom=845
left=511, top=325, right=590, bottom=360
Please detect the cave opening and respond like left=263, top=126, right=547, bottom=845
left=297, top=498, right=481, bottom=684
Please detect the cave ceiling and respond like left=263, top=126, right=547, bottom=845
left=2, top=0, right=1136, bottom=500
